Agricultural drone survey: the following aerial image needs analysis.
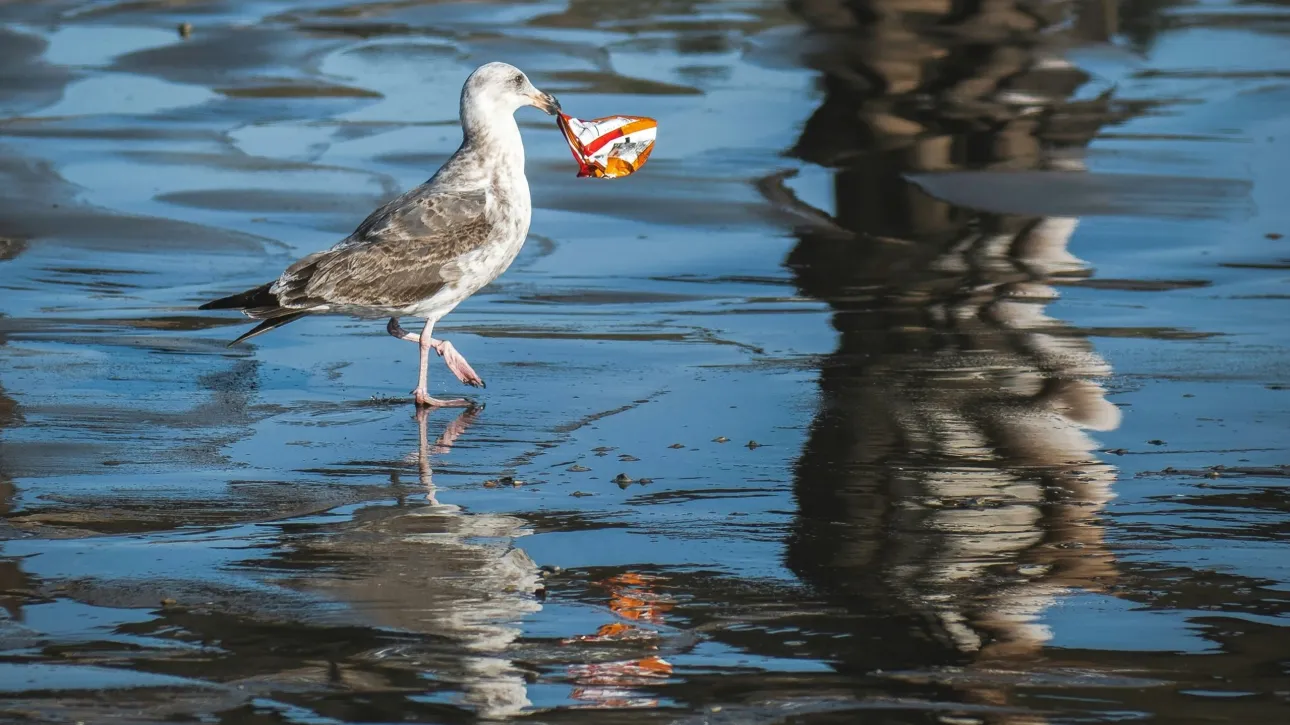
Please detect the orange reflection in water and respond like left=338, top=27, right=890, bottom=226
left=563, top=573, right=675, bottom=708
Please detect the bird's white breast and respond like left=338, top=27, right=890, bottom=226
left=406, top=158, right=531, bottom=320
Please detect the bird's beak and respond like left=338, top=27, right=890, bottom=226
left=529, top=90, right=561, bottom=116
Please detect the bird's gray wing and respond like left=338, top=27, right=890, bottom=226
left=272, top=188, right=490, bottom=309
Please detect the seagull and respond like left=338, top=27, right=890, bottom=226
left=199, top=62, right=560, bottom=407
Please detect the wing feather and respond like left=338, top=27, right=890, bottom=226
left=271, top=187, right=490, bottom=309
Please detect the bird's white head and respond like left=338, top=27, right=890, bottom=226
left=460, top=62, right=560, bottom=143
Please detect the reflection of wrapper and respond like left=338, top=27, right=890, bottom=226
left=561, top=573, right=674, bottom=709
left=557, top=113, right=657, bottom=179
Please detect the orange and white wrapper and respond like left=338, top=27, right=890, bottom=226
left=557, top=112, right=657, bottom=179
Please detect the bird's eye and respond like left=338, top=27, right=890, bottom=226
left=511, top=74, right=525, bottom=89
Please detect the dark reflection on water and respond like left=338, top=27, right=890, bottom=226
left=769, top=0, right=1290, bottom=722
left=783, top=0, right=1124, bottom=696
left=1, top=224, right=27, bottom=620
left=0, top=384, right=24, bottom=623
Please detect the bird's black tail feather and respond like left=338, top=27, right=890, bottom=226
left=199, top=282, right=274, bottom=311
left=200, top=282, right=313, bottom=345
left=228, top=310, right=312, bottom=346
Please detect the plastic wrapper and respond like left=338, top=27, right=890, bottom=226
left=557, top=113, right=657, bottom=179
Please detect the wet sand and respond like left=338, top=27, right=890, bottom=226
left=1, top=0, right=1288, bottom=722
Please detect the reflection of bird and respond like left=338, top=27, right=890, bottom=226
left=199, top=63, right=560, bottom=407
left=297, top=406, right=542, bottom=720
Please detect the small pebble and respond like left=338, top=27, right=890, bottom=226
left=535, top=586, right=547, bottom=600
left=483, top=480, right=499, bottom=488
left=571, top=490, right=594, bottom=497
left=638, top=477, right=653, bottom=484
left=568, top=464, right=590, bottom=473
left=618, top=454, right=640, bottom=462
left=613, top=473, right=634, bottom=485
left=1205, top=470, right=1221, bottom=479
left=160, top=598, right=177, bottom=607
left=746, top=440, right=762, bottom=449
left=712, top=436, right=729, bottom=443
left=177, top=22, right=192, bottom=38
left=539, top=565, right=562, bottom=577
left=668, top=443, right=684, bottom=449
left=593, top=446, right=615, bottom=452
left=1266, top=232, right=1284, bottom=240
left=1148, top=439, right=1166, bottom=446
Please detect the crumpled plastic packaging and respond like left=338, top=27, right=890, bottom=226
left=557, top=112, right=657, bottom=179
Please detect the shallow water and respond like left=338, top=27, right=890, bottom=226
left=1, top=0, right=1288, bottom=722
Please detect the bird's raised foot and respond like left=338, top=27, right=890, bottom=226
left=432, top=340, right=485, bottom=388
left=412, top=389, right=474, bottom=408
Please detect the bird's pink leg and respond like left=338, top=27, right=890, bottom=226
left=387, top=318, right=419, bottom=343
left=387, top=318, right=485, bottom=388
left=432, top=339, right=484, bottom=388
left=387, top=318, right=476, bottom=407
